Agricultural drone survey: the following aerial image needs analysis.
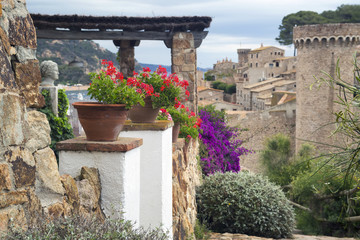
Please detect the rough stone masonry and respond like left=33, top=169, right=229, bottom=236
left=0, top=0, right=103, bottom=234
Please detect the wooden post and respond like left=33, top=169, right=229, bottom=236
left=113, top=40, right=140, bottom=78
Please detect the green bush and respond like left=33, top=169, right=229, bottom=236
left=39, top=89, right=74, bottom=160
left=210, top=81, right=236, bottom=94
left=4, top=215, right=169, bottom=240
left=192, top=219, right=211, bottom=240
left=260, top=134, right=312, bottom=187
left=225, top=84, right=236, bottom=94
left=291, top=157, right=360, bottom=236
left=196, top=171, right=295, bottom=238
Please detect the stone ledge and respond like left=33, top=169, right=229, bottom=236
left=123, top=120, right=174, bottom=131
left=56, top=136, right=143, bottom=152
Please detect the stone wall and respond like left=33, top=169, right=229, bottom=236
left=0, top=1, right=103, bottom=234
left=224, top=93, right=236, bottom=103
left=294, top=23, right=360, bottom=152
left=198, top=88, right=224, bottom=102
left=172, top=138, right=202, bottom=240
left=228, top=109, right=296, bottom=173
left=172, top=33, right=197, bottom=112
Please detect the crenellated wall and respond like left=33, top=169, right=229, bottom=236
left=294, top=23, right=360, bottom=152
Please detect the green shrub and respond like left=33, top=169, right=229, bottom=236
left=260, top=134, right=312, bottom=187
left=39, top=89, right=74, bottom=160
left=192, top=219, right=211, bottom=240
left=4, top=215, right=169, bottom=240
left=225, top=84, right=236, bottom=94
left=196, top=171, right=295, bottom=238
left=291, top=157, right=360, bottom=236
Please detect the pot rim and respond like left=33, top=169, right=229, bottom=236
left=73, top=101, right=127, bottom=108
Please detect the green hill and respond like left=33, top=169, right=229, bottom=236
left=36, top=39, right=142, bottom=86
left=36, top=39, right=209, bottom=86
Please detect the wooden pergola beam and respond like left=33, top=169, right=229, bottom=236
left=36, top=29, right=208, bottom=42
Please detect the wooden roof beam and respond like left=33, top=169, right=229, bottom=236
left=36, top=29, right=208, bottom=43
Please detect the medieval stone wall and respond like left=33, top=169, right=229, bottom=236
left=198, top=88, right=224, bottom=102
left=228, top=109, right=296, bottom=173
left=294, top=23, right=360, bottom=152
left=0, top=1, right=103, bottom=234
left=172, top=138, right=202, bottom=240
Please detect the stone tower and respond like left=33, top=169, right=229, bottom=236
left=294, top=23, right=360, bottom=152
left=237, top=48, right=251, bottom=67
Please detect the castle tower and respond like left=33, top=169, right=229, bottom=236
left=294, top=23, right=360, bottom=152
left=237, top=48, right=251, bottom=67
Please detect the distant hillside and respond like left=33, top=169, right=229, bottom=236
left=36, top=39, right=209, bottom=85
left=37, top=39, right=142, bottom=85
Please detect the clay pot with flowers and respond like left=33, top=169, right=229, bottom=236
left=127, top=66, right=190, bottom=123
left=157, top=106, right=202, bottom=143
left=73, top=60, right=144, bottom=141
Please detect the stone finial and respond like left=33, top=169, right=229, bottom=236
left=40, top=60, right=59, bottom=86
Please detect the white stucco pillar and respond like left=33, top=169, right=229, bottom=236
left=119, top=120, right=173, bottom=237
left=57, top=136, right=142, bottom=227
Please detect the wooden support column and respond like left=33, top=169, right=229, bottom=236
left=113, top=40, right=140, bottom=78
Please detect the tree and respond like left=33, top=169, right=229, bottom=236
left=276, top=11, right=329, bottom=45
left=276, top=5, right=360, bottom=46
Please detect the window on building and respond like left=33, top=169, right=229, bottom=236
left=269, top=63, right=273, bottom=68
left=244, top=74, right=247, bottom=78
left=276, top=62, right=279, bottom=67
left=200, top=98, right=203, bottom=100
left=274, top=52, right=277, bottom=55
left=250, top=63, right=252, bottom=68
left=233, top=109, right=237, bottom=111
left=251, top=54, right=253, bottom=58
left=255, top=63, right=258, bottom=67
left=256, top=53, right=258, bottom=58
left=233, top=65, right=235, bottom=69
left=271, top=52, right=272, bottom=55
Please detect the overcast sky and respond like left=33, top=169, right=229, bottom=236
left=27, top=0, right=359, bottom=68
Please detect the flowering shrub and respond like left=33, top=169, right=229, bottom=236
left=199, top=105, right=250, bottom=175
left=87, top=60, right=144, bottom=109
left=128, top=66, right=189, bottom=109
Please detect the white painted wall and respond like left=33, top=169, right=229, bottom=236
left=120, top=128, right=173, bottom=237
left=58, top=148, right=140, bottom=227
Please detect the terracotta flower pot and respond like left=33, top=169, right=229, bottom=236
left=128, top=96, right=160, bottom=123
left=73, top=102, right=128, bottom=141
left=172, top=122, right=181, bottom=143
